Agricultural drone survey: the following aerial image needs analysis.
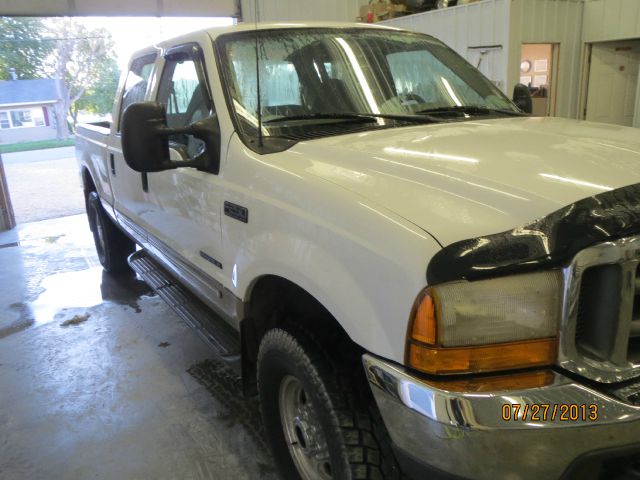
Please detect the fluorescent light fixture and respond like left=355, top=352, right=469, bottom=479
left=385, top=146, right=479, bottom=164
left=440, top=77, right=462, bottom=107
left=539, top=173, right=613, bottom=191
left=335, top=37, right=380, bottom=115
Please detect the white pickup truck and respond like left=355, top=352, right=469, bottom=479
left=76, top=22, right=640, bottom=480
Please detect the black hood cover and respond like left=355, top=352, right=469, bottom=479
left=427, top=183, right=640, bottom=285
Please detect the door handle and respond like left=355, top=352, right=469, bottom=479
left=141, top=173, right=148, bottom=192
left=109, top=153, right=115, bottom=175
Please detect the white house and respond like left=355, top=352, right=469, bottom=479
left=0, top=78, right=60, bottom=144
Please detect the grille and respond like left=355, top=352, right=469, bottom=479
left=575, top=264, right=622, bottom=361
left=629, top=265, right=640, bottom=363
left=559, top=236, right=640, bottom=383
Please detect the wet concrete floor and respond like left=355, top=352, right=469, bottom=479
left=0, top=214, right=277, bottom=479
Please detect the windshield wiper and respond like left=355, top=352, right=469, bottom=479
left=417, top=105, right=526, bottom=117
left=263, top=112, right=440, bottom=125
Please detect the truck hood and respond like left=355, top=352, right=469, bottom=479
left=291, top=117, right=640, bottom=246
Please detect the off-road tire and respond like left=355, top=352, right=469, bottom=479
left=257, top=327, right=405, bottom=480
left=86, top=191, right=135, bottom=273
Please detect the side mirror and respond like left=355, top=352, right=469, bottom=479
left=512, top=83, right=532, bottom=114
left=121, top=101, right=221, bottom=174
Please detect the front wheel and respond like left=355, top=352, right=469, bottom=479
left=257, top=328, right=404, bottom=480
left=86, top=191, right=135, bottom=273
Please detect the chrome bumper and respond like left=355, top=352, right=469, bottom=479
left=363, top=354, right=640, bottom=480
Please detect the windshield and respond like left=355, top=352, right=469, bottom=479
left=217, top=28, right=519, bottom=147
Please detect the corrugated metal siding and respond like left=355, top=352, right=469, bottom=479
left=381, top=0, right=511, bottom=92
left=240, top=0, right=362, bottom=23
left=584, top=0, right=640, bottom=42
left=509, top=0, right=584, bottom=119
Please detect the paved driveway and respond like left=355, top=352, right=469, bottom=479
left=2, top=146, right=85, bottom=224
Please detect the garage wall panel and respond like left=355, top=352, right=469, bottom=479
left=239, top=0, right=362, bottom=23
left=0, top=0, right=239, bottom=16
left=584, top=0, right=640, bottom=43
left=509, top=0, right=584, bottom=119
left=381, top=0, right=511, bottom=93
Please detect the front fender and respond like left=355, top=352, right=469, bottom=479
left=237, top=229, right=395, bottom=359
left=222, top=135, right=442, bottom=364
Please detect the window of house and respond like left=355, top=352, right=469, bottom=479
left=6, top=108, right=45, bottom=128
left=11, top=110, right=32, bottom=127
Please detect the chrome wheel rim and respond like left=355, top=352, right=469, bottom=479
left=278, top=375, right=332, bottom=480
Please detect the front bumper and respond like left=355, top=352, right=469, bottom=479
left=363, top=354, right=640, bottom=480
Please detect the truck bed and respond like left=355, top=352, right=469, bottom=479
left=75, top=121, right=113, bottom=205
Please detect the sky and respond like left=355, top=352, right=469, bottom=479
left=76, top=16, right=235, bottom=69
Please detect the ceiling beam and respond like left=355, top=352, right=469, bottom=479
left=0, top=0, right=240, bottom=17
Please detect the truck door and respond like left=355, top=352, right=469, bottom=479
left=143, top=43, right=226, bottom=285
left=109, top=52, right=157, bottom=237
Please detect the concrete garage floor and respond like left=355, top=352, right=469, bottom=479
left=0, top=214, right=278, bottom=480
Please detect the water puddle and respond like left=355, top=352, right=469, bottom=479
left=18, top=266, right=154, bottom=327
left=30, top=268, right=105, bottom=324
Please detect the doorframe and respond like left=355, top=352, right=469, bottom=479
left=0, top=154, right=16, bottom=231
left=548, top=43, right=560, bottom=117
left=578, top=43, right=593, bottom=120
left=634, top=70, right=640, bottom=128
left=519, top=42, right=559, bottom=116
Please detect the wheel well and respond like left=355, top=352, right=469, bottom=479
left=82, top=167, right=96, bottom=196
left=241, top=275, right=364, bottom=395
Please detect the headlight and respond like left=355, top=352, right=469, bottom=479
left=406, top=270, right=563, bottom=375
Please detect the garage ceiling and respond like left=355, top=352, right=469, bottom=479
left=0, top=0, right=239, bottom=17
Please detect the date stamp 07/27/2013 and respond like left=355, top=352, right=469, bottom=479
left=501, top=403, right=598, bottom=422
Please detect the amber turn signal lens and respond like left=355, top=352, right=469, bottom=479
left=406, top=337, right=558, bottom=375
left=426, top=369, right=556, bottom=393
left=408, top=288, right=437, bottom=345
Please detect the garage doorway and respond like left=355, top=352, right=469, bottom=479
left=585, top=40, right=640, bottom=127
left=0, top=16, right=233, bottom=226
left=519, top=43, right=558, bottom=117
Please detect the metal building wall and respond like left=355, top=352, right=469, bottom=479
left=383, top=0, right=585, bottom=119
left=239, top=0, right=363, bottom=23
left=583, top=0, right=640, bottom=42
left=381, top=0, right=511, bottom=94
left=508, top=0, right=584, bottom=119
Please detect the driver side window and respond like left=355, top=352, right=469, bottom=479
left=157, top=56, right=212, bottom=159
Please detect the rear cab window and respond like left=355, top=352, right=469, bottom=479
left=117, top=53, right=157, bottom=132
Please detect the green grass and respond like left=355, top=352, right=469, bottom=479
left=0, top=138, right=75, bottom=154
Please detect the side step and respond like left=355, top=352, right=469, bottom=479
left=129, top=250, right=241, bottom=364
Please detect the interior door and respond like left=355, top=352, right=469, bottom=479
left=141, top=43, right=226, bottom=283
left=586, top=40, right=640, bottom=126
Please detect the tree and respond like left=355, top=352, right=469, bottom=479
left=0, top=17, right=52, bottom=80
left=71, top=57, right=120, bottom=127
left=45, top=18, right=119, bottom=138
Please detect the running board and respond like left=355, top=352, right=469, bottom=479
left=129, top=250, right=241, bottom=365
